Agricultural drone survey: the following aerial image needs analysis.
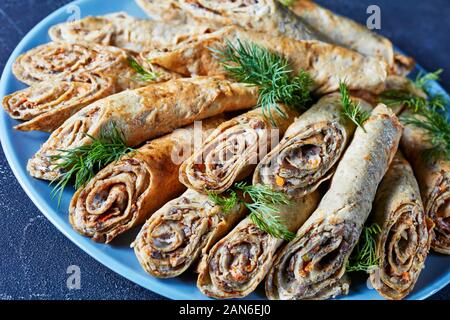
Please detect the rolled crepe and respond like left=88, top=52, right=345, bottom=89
left=3, top=73, right=114, bottom=132
left=197, top=191, right=320, bottom=299
left=133, top=189, right=247, bottom=278
left=135, top=0, right=190, bottom=23
left=253, top=93, right=371, bottom=199
left=12, top=41, right=173, bottom=90
left=147, top=26, right=387, bottom=94
left=49, top=12, right=214, bottom=52
left=27, top=77, right=258, bottom=181
left=287, top=0, right=414, bottom=75
left=401, top=112, right=450, bottom=255
left=179, top=105, right=299, bottom=194
left=266, top=104, right=402, bottom=300
left=177, top=0, right=319, bottom=41
left=69, top=116, right=224, bottom=243
left=369, top=152, right=433, bottom=300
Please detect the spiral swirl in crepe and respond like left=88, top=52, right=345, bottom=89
left=69, top=117, right=224, bottom=243
left=369, top=152, right=432, bottom=300
left=3, top=73, right=114, bottom=132
left=266, top=105, right=402, bottom=300
left=179, top=105, right=298, bottom=194
left=133, top=189, right=246, bottom=278
left=401, top=111, right=450, bottom=255
left=197, top=193, right=320, bottom=299
left=253, top=93, right=370, bottom=199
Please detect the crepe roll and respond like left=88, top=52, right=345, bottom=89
left=179, top=105, right=299, bottom=194
left=266, top=104, right=402, bottom=300
left=49, top=12, right=214, bottom=52
left=177, top=0, right=318, bottom=41
left=287, top=0, right=414, bottom=75
left=148, top=26, right=387, bottom=94
left=369, top=152, right=433, bottom=300
left=197, top=191, right=320, bottom=299
left=133, top=189, right=247, bottom=278
left=253, top=93, right=371, bottom=199
left=69, top=116, right=224, bottom=243
left=3, top=73, right=114, bottom=132
left=401, top=111, right=450, bottom=255
left=27, top=77, right=258, bottom=181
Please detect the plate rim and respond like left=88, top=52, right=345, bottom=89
left=1, top=0, right=449, bottom=300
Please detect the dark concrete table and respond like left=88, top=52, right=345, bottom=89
left=0, top=0, right=448, bottom=300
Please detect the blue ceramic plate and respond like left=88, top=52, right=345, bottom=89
left=0, top=0, right=449, bottom=300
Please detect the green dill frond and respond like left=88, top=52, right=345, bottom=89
left=346, top=223, right=382, bottom=273
left=207, top=189, right=239, bottom=214
left=279, top=0, right=296, bottom=6
left=414, top=69, right=443, bottom=91
left=210, top=39, right=313, bottom=124
left=339, top=81, right=370, bottom=132
left=50, top=123, right=134, bottom=203
left=128, top=56, right=159, bottom=82
left=401, top=110, right=450, bottom=161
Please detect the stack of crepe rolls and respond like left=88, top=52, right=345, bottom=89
left=6, top=41, right=178, bottom=131
left=179, top=105, right=299, bottom=194
left=266, top=104, right=402, bottom=300
left=147, top=26, right=388, bottom=94
left=401, top=111, right=450, bottom=255
left=27, top=77, right=258, bottom=181
left=286, top=0, right=414, bottom=75
left=3, top=73, right=114, bottom=132
left=197, top=190, right=320, bottom=299
left=253, top=93, right=371, bottom=199
left=368, top=151, right=433, bottom=300
left=69, top=116, right=224, bottom=243
left=48, top=12, right=215, bottom=52
left=133, top=189, right=247, bottom=278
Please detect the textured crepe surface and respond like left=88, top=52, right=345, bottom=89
left=133, top=189, right=247, bottom=278
left=148, top=26, right=388, bottom=94
left=265, top=104, right=403, bottom=300
left=197, top=192, right=320, bottom=299
left=179, top=105, right=299, bottom=194
left=69, top=116, right=225, bottom=243
left=27, top=77, right=259, bottom=181
left=369, top=151, right=432, bottom=299
left=401, top=112, right=450, bottom=255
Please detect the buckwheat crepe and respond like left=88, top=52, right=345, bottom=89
left=401, top=111, right=450, bottom=255
left=369, top=151, right=433, bottom=300
left=266, top=104, right=402, bottom=300
left=133, top=189, right=247, bottom=278
left=253, top=93, right=371, bottom=199
left=135, top=0, right=190, bottom=23
left=179, top=105, right=299, bottom=194
left=197, top=191, right=320, bottom=299
left=69, top=116, right=224, bottom=243
left=49, top=12, right=214, bottom=52
left=27, top=77, right=258, bottom=181
left=147, top=26, right=387, bottom=94
left=3, top=73, right=114, bottom=132
left=177, top=0, right=319, bottom=41
left=287, top=0, right=414, bottom=75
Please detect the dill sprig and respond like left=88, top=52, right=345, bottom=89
left=346, top=223, right=381, bottom=273
left=50, top=124, right=135, bottom=203
left=380, top=90, right=446, bottom=113
left=207, top=189, right=239, bottom=214
left=279, top=0, right=296, bottom=7
left=210, top=39, right=313, bottom=123
left=339, top=81, right=370, bottom=132
left=401, top=109, right=450, bottom=161
left=208, top=182, right=295, bottom=241
left=128, top=56, right=159, bottom=82
left=414, top=69, right=443, bottom=91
